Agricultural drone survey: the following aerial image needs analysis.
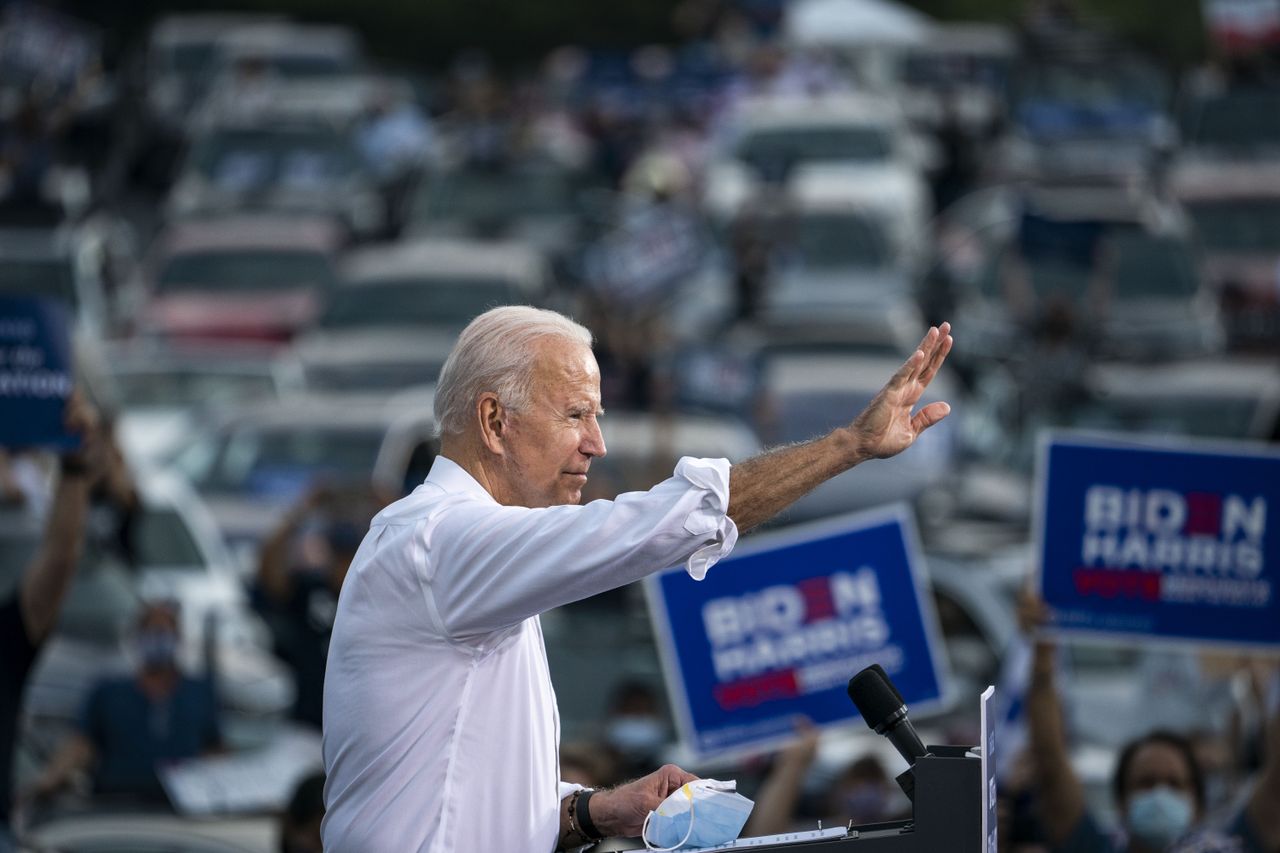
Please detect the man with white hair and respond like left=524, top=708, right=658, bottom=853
left=321, top=306, right=953, bottom=851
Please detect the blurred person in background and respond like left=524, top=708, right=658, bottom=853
left=255, top=486, right=363, bottom=730
left=0, top=393, right=102, bottom=850
left=26, top=599, right=223, bottom=808
left=279, top=771, right=326, bottom=853
left=1022, top=593, right=1276, bottom=853
left=745, top=721, right=907, bottom=837
left=321, top=306, right=953, bottom=850
left=601, top=679, right=671, bottom=779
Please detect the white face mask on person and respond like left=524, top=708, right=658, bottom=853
left=1126, top=786, right=1194, bottom=849
left=642, top=779, right=754, bottom=851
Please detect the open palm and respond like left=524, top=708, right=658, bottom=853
left=851, top=323, right=953, bottom=460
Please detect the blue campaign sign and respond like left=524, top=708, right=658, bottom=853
left=0, top=296, right=76, bottom=450
left=1036, top=432, right=1280, bottom=649
left=645, top=506, right=949, bottom=760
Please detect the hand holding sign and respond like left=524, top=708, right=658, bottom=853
left=849, top=323, right=954, bottom=461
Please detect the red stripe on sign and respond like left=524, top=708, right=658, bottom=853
left=714, top=670, right=801, bottom=710
left=1073, top=568, right=1161, bottom=601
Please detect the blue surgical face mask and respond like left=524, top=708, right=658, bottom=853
left=137, top=630, right=178, bottom=669
left=643, top=779, right=754, bottom=851
left=606, top=716, right=667, bottom=755
left=1126, top=786, right=1193, bottom=850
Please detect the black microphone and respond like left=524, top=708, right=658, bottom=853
left=847, top=664, right=929, bottom=800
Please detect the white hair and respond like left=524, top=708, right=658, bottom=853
left=434, top=306, right=593, bottom=437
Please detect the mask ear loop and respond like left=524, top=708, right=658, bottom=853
left=642, top=789, right=698, bottom=852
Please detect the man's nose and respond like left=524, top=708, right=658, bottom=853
left=583, top=418, right=606, bottom=459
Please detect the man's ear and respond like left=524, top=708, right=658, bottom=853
left=477, top=393, right=506, bottom=455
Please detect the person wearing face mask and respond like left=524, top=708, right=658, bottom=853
left=1023, top=593, right=1227, bottom=853
left=26, top=601, right=223, bottom=806
left=603, top=680, right=672, bottom=777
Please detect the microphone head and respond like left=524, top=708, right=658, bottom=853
left=847, top=665, right=907, bottom=732
left=867, top=663, right=904, bottom=705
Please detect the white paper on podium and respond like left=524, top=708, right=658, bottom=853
left=679, top=826, right=849, bottom=851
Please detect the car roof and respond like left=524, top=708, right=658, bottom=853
left=599, top=411, right=761, bottom=462
left=204, top=75, right=413, bottom=129
left=218, top=22, right=361, bottom=61
left=212, top=390, right=435, bottom=431
left=156, top=215, right=346, bottom=256
left=293, top=329, right=457, bottom=364
left=1089, top=359, right=1280, bottom=399
left=151, top=13, right=285, bottom=47
left=763, top=352, right=957, bottom=396
left=339, top=238, right=544, bottom=287
left=731, top=93, right=904, bottom=131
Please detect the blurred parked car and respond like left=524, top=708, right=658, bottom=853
left=706, top=93, right=931, bottom=253
left=168, top=120, right=384, bottom=238
left=1170, top=155, right=1280, bottom=351
left=25, top=810, right=275, bottom=853
left=167, top=390, right=437, bottom=573
left=754, top=350, right=959, bottom=523
left=0, top=226, right=113, bottom=343
left=404, top=162, right=588, bottom=259
left=94, top=340, right=304, bottom=468
left=292, top=329, right=454, bottom=394
left=898, top=23, right=1015, bottom=135
left=210, top=20, right=363, bottom=81
left=288, top=236, right=545, bottom=393
left=138, top=13, right=284, bottom=143
left=1004, top=55, right=1174, bottom=189
left=134, top=215, right=343, bottom=344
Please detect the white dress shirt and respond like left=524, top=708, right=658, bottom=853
left=321, top=455, right=738, bottom=852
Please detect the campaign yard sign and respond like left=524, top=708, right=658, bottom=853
left=0, top=296, right=76, bottom=450
left=646, top=505, right=949, bottom=760
left=1036, top=432, right=1280, bottom=650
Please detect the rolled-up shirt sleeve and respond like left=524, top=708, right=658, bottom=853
left=418, top=457, right=738, bottom=641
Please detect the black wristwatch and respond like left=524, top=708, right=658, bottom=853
left=577, top=788, right=603, bottom=841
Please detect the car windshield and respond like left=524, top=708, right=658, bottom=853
left=158, top=249, right=333, bottom=294
left=1108, top=234, right=1199, bottom=298
left=789, top=213, right=889, bottom=269
left=266, top=54, right=353, bottom=78
left=190, top=126, right=362, bottom=189
left=737, top=125, right=893, bottom=176
left=769, top=389, right=872, bottom=444
left=0, top=257, right=77, bottom=305
left=1068, top=395, right=1259, bottom=439
left=305, top=360, right=446, bottom=392
left=176, top=424, right=383, bottom=496
left=321, top=278, right=524, bottom=329
left=135, top=507, right=206, bottom=569
left=1189, top=199, right=1280, bottom=253
left=163, top=42, right=219, bottom=77
left=111, top=367, right=279, bottom=408
left=412, top=170, right=575, bottom=223
left=1180, top=92, right=1280, bottom=151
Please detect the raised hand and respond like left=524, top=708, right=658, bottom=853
left=849, top=323, right=953, bottom=461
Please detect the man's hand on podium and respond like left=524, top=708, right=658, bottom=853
left=593, top=764, right=700, bottom=838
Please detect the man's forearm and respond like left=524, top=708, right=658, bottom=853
left=727, top=429, right=865, bottom=533
left=20, top=471, right=91, bottom=644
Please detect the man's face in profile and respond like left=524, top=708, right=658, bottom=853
left=499, top=338, right=607, bottom=508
